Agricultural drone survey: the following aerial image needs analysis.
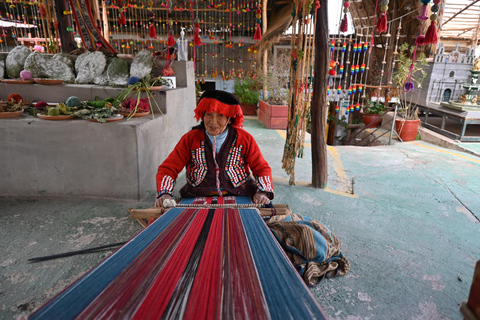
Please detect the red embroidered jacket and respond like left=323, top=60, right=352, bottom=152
left=156, top=126, right=274, bottom=199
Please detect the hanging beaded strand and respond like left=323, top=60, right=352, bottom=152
left=357, top=26, right=370, bottom=111
left=352, top=26, right=364, bottom=111
left=424, top=0, right=440, bottom=44
left=376, top=0, right=388, bottom=33
left=342, top=33, right=353, bottom=115
left=339, top=0, right=350, bottom=33
left=404, top=0, right=432, bottom=92
left=377, top=21, right=391, bottom=99
left=388, top=18, right=402, bottom=88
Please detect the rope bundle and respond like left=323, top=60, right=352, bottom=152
left=281, top=0, right=317, bottom=186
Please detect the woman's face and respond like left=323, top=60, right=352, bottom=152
left=203, top=111, right=229, bottom=136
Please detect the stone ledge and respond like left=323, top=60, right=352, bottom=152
left=0, top=62, right=197, bottom=200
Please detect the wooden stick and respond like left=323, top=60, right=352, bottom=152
left=128, top=204, right=292, bottom=220
left=28, top=242, right=127, bottom=262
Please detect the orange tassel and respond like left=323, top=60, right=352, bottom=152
left=376, top=13, right=387, bottom=33
left=253, top=24, right=262, bottom=41
left=424, top=21, right=438, bottom=45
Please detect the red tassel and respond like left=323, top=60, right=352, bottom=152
left=194, top=35, right=204, bottom=46
left=253, top=24, right=262, bottom=41
left=376, top=13, right=387, bottom=33
left=424, top=21, right=438, bottom=45
left=167, top=34, right=175, bottom=47
left=340, top=13, right=348, bottom=32
left=118, top=12, right=126, bottom=26
left=149, top=24, right=157, bottom=39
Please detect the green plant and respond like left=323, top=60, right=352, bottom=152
left=364, top=100, right=386, bottom=114
left=195, top=82, right=203, bottom=98
left=233, top=78, right=260, bottom=105
left=391, top=43, right=429, bottom=120
left=115, top=74, right=172, bottom=122
left=327, top=114, right=348, bottom=143
left=258, top=68, right=289, bottom=105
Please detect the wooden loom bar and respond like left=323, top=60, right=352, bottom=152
left=129, top=204, right=292, bottom=220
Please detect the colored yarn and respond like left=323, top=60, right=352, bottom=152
left=376, top=13, right=387, bottom=33
left=149, top=23, right=156, bottom=39
left=118, top=11, right=126, bottom=25
left=30, top=196, right=327, bottom=319
left=424, top=22, right=438, bottom=44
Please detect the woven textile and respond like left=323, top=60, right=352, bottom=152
left=68, top=0, right=116, bottom=53
left=29, top=196, right=327, bottom=319
left=266, top=213, right=350, bottom=286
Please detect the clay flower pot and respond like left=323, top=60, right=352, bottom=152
left=395, top=119, right=420, bottom=141
left=363, top=113, right=382, bottom=127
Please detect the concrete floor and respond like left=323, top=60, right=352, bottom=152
left=1, top=117, right=479, bottom=320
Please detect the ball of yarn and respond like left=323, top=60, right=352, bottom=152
left=35, top=101, right=48, bottom=109
left=65, top=96, right=82, bottom=108
left=7, top=93, right=23, bottom=104
left=163, top=199, right=177, bottom=208
left=128, top=76, right=141, bottom=85
left=403, top=82, right=414, bottom=92
left=19, top=70, right=33, bottom=80
left=415, top=35, right=426, bottom=45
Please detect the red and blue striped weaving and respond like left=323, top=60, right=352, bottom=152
left=29, top=196, right=327, bottom=319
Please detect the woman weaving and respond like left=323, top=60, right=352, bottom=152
left=154, top=89, right=349, bottom=286
left=155, top=89, right=273, bottom=207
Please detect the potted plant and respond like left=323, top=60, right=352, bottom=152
left=362, top=99, right=386, bottom=127
left=391, top=43, right=428, bottom=141
left=257, top=68, right=290, bottom=129
left=233, top=77, right=260, bottom=115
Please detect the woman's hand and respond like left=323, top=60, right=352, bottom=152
left=253, top=191, right=270, bottom=205
left=155, top=194, right=173, bottom=207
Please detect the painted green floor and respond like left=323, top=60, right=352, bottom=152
left=1, top=117, right=479, bottom=319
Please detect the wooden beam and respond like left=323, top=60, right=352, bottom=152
left=442, top=0, right=480, bottom=27
left=102, top=1, right=110, bottom=43
left=54, top=0, right=76, bottom=53
left=262, top=0, right=267, bottom=98
left=311, top=0, right=328, bottom=188
left=458, top=26, right=476, bottom=36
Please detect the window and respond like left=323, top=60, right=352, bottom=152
left=449, top=71, right=455, bottom=77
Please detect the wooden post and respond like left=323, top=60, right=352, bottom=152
left=311, top=0, right=328, bottom=188
left=102, top=1, right=110, bottom=43
left=54, top=0, right=77, bottom=53
left=262, top=0, right=268, bottom=98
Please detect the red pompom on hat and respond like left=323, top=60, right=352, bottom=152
left=194, top=90, right=244, bottom=128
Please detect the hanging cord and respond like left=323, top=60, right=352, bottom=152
left=403, top=18, right=426, bottom=92
left=211, top=118, right=230, bottom=197
left=212, top=136, right=223, bottom=197
left=370, top=0, right=379, bottom=52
